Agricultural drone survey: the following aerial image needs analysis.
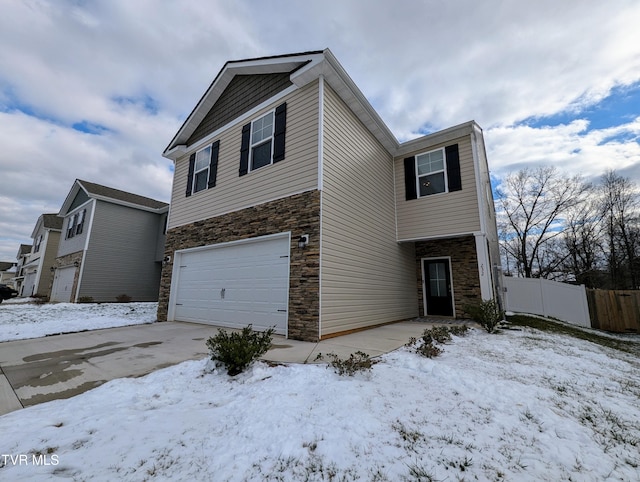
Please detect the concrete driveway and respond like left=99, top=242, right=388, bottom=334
left=0, top=320, right=436, bottom=416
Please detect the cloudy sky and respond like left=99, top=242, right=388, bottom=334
left=1, top=0, right=639, bottom=261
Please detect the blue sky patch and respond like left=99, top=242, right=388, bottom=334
left=72, top=121, right=111, bottom=135
left=521, top=81, right=640, bottom=133
left=112, top=94, right=159, bottom=115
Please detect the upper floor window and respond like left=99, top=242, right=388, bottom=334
left=250, top=111, right=274, bottom=171
left=416, top=148, right=446, bottom=196
left=193, top=145, right=211, bottom=193
left=65, top=209, right=86, bottom=239
left=75, top=209, right=86, bottom=235
left=185, top=140, right=220, bottom=197
left=34, top=235, right=42, bottom=253
left=66, top=214, right=77, bottom=239
left=239, top=103, right=287, bottom=177
left=403, top=144, right=461, bottom=201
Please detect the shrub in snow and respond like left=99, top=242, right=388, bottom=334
left=448, top=324, right=470, bottom=337
left=206, top=325, right=274, bottom=376
left=77, top=296, right=94, bottom=303
left=464, top=299, right=504, bottom=333
left=406, top=325, right=470, bottom=358
left=115, top=294, right=132, bottom=303
left=315, top=351, right=378, bottom=376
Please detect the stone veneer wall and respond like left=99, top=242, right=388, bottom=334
left=415, top=235, right=481, bottom=318
left=51, top=251, right=84, bottom=301
left=158, top=190, right=320, bottom=341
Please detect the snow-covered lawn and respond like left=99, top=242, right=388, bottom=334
left=1, top=318, right=639, bottom=481
left=0, top=299, right=156, bottom=342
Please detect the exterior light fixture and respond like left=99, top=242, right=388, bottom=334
left=298, top=234, right=309, bottom=249
left=50, top=266, right=56, bottom=273
left=74, top=261, right=80, bottom=267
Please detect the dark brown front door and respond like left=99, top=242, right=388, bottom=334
left=423, top=259, right=454, bottom=316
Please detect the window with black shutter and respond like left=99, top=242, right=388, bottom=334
left=405, top=143, right=462, bottom=199
left=75, top=209, right=86, bottom=235
left=239, top=102, right=286, bottom=175
left=186, top=141, right=220, bottom=195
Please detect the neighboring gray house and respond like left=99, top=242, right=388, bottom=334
left=21, top=214, right=63, bottom=297
left=158, top=49, right=502, bottom=342
left=50, top=179, right=169, bottom=302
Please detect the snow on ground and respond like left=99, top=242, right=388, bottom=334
left=1, top=322, right=639, bottom=481
left=0, top=300, right=156, bottom=342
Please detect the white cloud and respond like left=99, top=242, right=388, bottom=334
left=1, top=0, right=640, bottom=260
left=486, top=117, right=640, bottom=181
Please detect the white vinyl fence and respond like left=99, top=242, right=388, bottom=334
left=502, top=277, right=591, bottom=328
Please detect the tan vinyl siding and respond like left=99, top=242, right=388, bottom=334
left=168, top=82, right=319, bottom=229
left=39, top=230, right=60, bottom=296
left=395, top=137, right=481, bottom=240
left=321, top=85, right=417, bottom=336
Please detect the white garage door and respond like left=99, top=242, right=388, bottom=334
left=171, top=234, right=290, bottom=335
left=50, top=266, right=76, bottom=302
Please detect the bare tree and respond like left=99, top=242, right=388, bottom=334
left=497, top=166, right=588, bottom=278
left=561, top=197, right=606, bottom=287
left=600, top=170, right=640, bottom=289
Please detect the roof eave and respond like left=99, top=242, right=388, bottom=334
left=163, top=51, right=326, bottom=156
left=395, top=120, right=480, bottom=157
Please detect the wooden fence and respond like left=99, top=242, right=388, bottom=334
left=586, top=289, right=640, bottom=333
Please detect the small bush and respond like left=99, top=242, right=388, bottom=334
left=315, top=351, right=378, bottom=376
left=464, top=299, right=504, bottom=333
left=415, top=340, right=443, bottom=358
left=77, top=296, right=94, bottom=303
left=206, top=325, right=274, bottom=376
left=406, top=325, right=470, bottom=358
left=115, top=294, right=132, bottom=303
left=449, top=324, right=470, bottom=337
left=424, top=326, right=452, bottom=344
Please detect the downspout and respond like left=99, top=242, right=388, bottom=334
left=471, top=127, right=492, bottom=301
left=317, top=74, right=324, bottom=340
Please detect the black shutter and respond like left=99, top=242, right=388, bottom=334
left=273, top=103, right=286, bottom=163
left=208, top=140, right=220, bottom=188
left=404, top=157, right=417, bottom=200
left=239, top=123, right=251, bottom=176
left=186, top=153, right=195, bottom=197
left=445, top=144, right=461, bottom=192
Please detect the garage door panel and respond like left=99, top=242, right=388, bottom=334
left=50, top=267, right=76, bottom=302
left=172, top=235, right=289, bottom=335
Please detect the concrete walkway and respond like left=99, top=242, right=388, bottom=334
left=0, top=320, right=437, bottom=417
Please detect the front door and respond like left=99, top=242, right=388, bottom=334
left=423, top=259, right=454, bottom=316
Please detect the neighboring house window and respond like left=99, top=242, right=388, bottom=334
left=239, top=103, right=286, bottom=176
left=404, top=144, right=461, bottom=200
left=34, top=235, right=42, bottom=253
left=66, top=213, right=77, bottom=239
left=75, top=209, right=86, bottom=235
left=185, top=140, right=220, bottom=197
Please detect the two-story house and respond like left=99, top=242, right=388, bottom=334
left=12, top=244, right=32, bottom=295
left=50, top=179, right=169, bottom=303
left=159, top=49, right=501, bottom=342
left=21, top=214, right=63, bottom=297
